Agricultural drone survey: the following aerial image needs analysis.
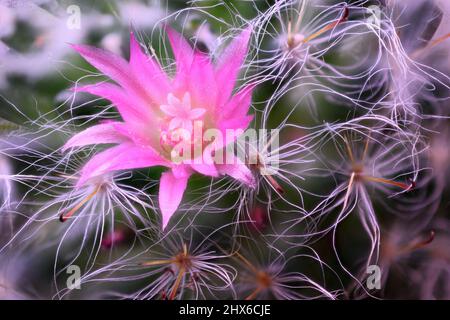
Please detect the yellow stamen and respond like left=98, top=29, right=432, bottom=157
left=141, top=243, right=191, bottom=300
left=169, top=265, right=185, bottom=300
left=363, top=175, right=412, bottom=190
left=59, top=185, right=101, bottom=222
left=429, top=33, right=450, bottom=48
left=411, top=33, right=450, bottom=59
left=234, top=251, right=273, bottom=300
left=141, top=259, right=174, bottom=266
left=303, top=6, right=349, bottom=43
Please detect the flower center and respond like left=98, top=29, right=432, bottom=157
left=159, top=92, right=206, bottom=157
left=160, top=92, right=206, bottom=133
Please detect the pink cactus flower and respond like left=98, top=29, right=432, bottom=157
left=63, top=27, right=255, bottom=229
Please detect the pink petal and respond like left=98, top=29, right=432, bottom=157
left=190, top=162, right=219, bottom=177
left=129, top=32, right=171, bottom=104
left=75, top=83, right=150, bottom=124
left=171, top=164, right=192, bottom=179
left=166, top=27, right=194, bottom=92
left=72, top=44, right=141, bottom=96
left=160, top=104, right=179, bottom=117
left=217, top=157, right=255, bottom=187
left=188, top=53, right=217, bottom=109
left=221, top=84, right=254, bottom=120
left=111, top=122, right=157, bottom=148
left=169, top=118, right=183, bottom=131
left=182, top=92, right=191, bottom=106
left=190, top=144, right=219, bottom=177
left=63, top=122, right=127, bottom=151
left=215, top=27, right=251, bottom=107
left=189, top=108, right=206, bottom=119
left=167, top=93, right=180, bottom=107
left=180, top=119, right=193, bottom=133
left=159, top=170, right=189, bottom=229
left=166, top=27, right=217, bottom=109
left=219, top=115, right=254, bottom=133
left=166, top=27, right=195, bottom=72
left=215, top=115, right=254, bottom=152
left=77, top=143, right=169, bottom=187
left=72, top=44, right=129, bottom=80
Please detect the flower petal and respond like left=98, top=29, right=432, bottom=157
left=160, top=104, right=178, bottom=117
left=75, top=83, right=150, bottom=124
left=188, top=53, right=217, bottom=109
left=129, top=32, right=171, bottom=104
left=217, top=156, right=255, bottom=187
left=189, top=108, right=206, bottom=119
left=219, top=115, right=254, bottom=133
left=171, top=164, right=192, bottom=179
left=63, top=122, right=127, bottom=151
left=215, top=27, right=251, bottom=107
left=77, top=143, right=169, bottom=187
left=169, top=118, right=183, bottom=131
left=166, top=27, right=217, bottom=109
left=111, top=122, right=158, bottom=148
left=190, top=144, right=219, bottom=177
left=166, top=27, right=195, bottom=71
left=159, top=170, right=189, bottom=229
left=72, top=44, right=141, bottom=96
left=180, top=119, right=193, bottom=133
left=221, top=84, right=254, bottom=120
